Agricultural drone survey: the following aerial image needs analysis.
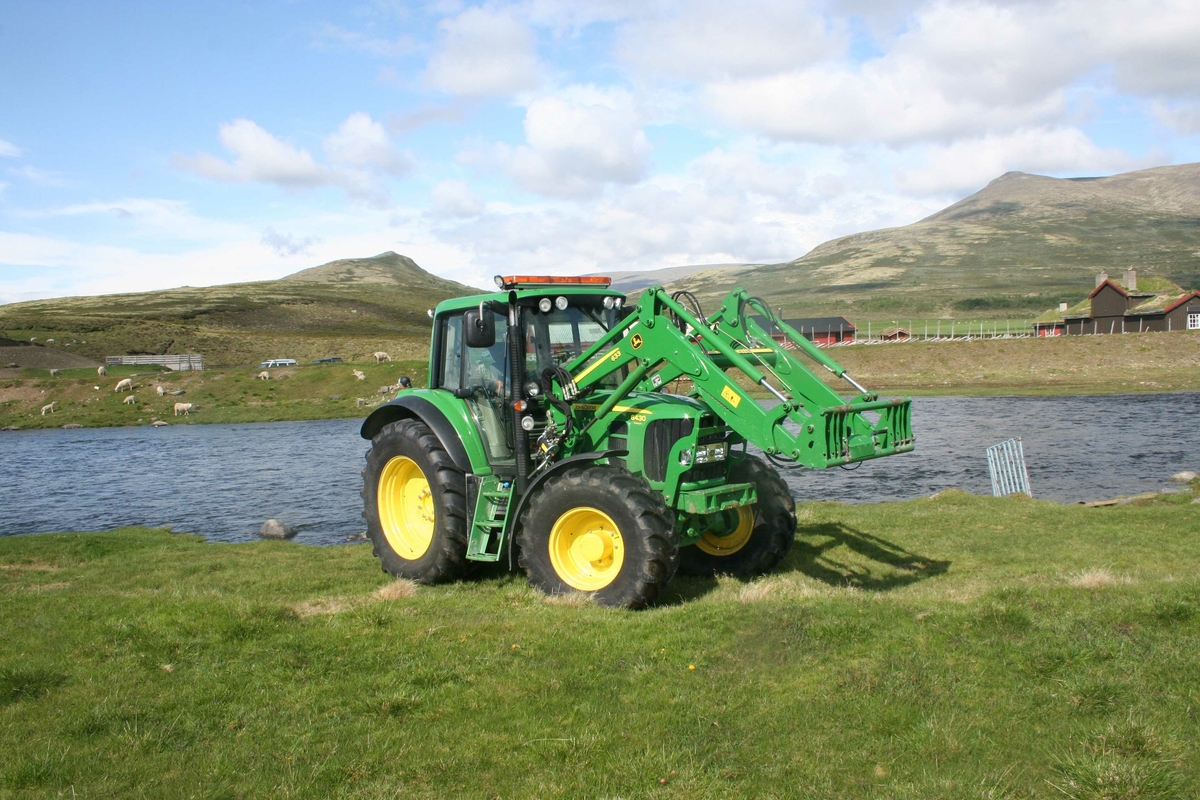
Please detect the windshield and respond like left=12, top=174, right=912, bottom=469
left=523, top=304, right=623, bottom=388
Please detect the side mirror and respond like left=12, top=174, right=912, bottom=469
left=464, top=305, right=496, bottom=348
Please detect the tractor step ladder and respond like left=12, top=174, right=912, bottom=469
left=466, top=474, right=510, bottom=561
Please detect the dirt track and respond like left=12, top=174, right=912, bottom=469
left=0, top=345, right=101, bottom=370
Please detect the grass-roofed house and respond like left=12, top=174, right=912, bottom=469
left=1033, top=269, right=1200, bottom=336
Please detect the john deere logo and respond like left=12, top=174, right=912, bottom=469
left=630, top=333, right=643, bottom=349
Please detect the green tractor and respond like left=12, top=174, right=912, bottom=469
left=360, top=276, right=914, bottom=608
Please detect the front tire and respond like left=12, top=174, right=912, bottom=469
left=679, top=454, right=796, bottom=577
left=362, top=419, right=469, bottom=584
left=517, top=466, right=677, bottom=609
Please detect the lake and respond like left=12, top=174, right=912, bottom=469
left=2, top=393, right=1197, bottom=546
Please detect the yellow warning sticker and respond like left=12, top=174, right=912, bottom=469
left=721, top=385, right=742, bottom=408
left=631, top=333, right=643, bottom=349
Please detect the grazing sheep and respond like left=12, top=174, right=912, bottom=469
left=46, top=339, right=54, bottom=344
left=174, top=402, right=193, bottom=416
left=98, top=366, right=107, bottom=376
left=352, top=369, right=366, bottom=380
left=356, top=397, right=367, bottom=407
left=157, top=385, right=165, bottom=396
left=256, top=371, right=270, bottom=380
left=49, top=369, right=60, bottom=377
left=114, top=378, right=133, bottom=392
left=373, top=351, right=390, bottom=363
left=41, top=402, right=56, bottom=415
left=123, top=395, right=137, bottom=405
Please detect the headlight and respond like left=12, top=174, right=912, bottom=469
left=555, top=296, right=568, bottom=310
left=538, top=297, right=552, bottom=313
left=602, top=296, right=615, bottom=309
left=520, top=415, right=536, bottom=431
left=493, top=275, right=505, bottom=289
left=679, top=449, right=693, bottom=466
left=614, top=297, right=623, bottom=309
left=523, top=380, right=541, bottom=397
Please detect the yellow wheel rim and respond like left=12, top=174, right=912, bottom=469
left=696, top=506, right=754, bottom=556
left=377, top=456, right=435, bottom=560
left=548, top=507, right=625, bottom=591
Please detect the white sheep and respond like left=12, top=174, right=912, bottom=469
left=114, top=378, right=133, bottom=392
left=41, top=402, right=56, bottom=415
left=256, top=371, right=270, bottom=380
left=352, top=369, right=366, bottom=381
left=46, top=339, right=54, bottom=344
left=174, top=402, right=192, bottom=416
left=373, top=351, right=390, bottom=363
left=98, top=366, right=107, bottom=376
left=49, top=369, right=60, bottom=377
left=157, top=385, right=165, bottom=396
left=123, top=395, right=137, bottom=405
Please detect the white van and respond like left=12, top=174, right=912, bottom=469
left=260, top=359, right=298, bottom=368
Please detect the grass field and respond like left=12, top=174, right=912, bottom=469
left=0, top=360, right=427, bottom=429
left=3, top=489, right=1199, bottom=798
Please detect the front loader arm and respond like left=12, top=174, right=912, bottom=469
left=558, top=287, right=914, bottom=469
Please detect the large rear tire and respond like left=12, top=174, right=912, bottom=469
left=679, top=454, right=796, bottom=577
left=517, top=466, right=677, bottom=609
left=362, top=419, right=469, bottom=584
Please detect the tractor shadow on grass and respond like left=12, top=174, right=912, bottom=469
left=666, top=523, right=949, bottom=604
left=783, top=522, right=950, bottom=592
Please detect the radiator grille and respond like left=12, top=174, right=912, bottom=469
left=644, top=418, right=693, bottom=481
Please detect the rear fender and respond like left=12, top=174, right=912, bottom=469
left=360, top=392, right=487, bottom=474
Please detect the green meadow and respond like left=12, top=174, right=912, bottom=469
left=3, top=490, right=1199, bottom=798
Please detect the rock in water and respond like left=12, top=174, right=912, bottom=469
left=1169, top=471, right=1198, bottom=483
left=259, top=519, right=297, bottom=540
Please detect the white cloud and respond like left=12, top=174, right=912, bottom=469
left=462, top=87, right=651, bottom=198
left=316, top=23, right=417, bottom=58
left=29, top=197, right=250, bottom=241
left=9, top=165, right=70, bottom=187
left=424, top=7, right=541, bottom=96
left=175, top=119, right=329, bottom=187
left=616, top=0, right=838, bottom=80
left=174, top=115, right=405, bottom=204
left=895, top=128, right=1144, bottom=195
left=261, top=226, right=321, bottom=257
left=0, top=139, right=20, bottom=158
left=699, top=0, right=1200, bottom=145
left=323, top=113, right=411, bottom=174
left=430, top=180, right=484, bottom=218
left=1153, top=100, right=1200, bottom=136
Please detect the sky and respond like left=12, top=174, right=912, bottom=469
left=1, top=0, right=1199, bottom=303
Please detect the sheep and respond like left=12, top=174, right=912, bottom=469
left=378, top=385, right=393, bottom=395
left=49, top=369, right=60, bottom=377
left=114, top=378, right=133, bottom=392
left=352, top=369, right=366, bottom=381
left=123, top=395, right=137, bottom=405
left=41, top=402, right=56, bottom=415
left=157, top=385, right=165, bottom=396
left=46, top=339, right=54, bottom=344
left=373, top=351, right=390, bottom=363
left=174, top=402, right=193, bottom=416
left=256, top=371, right=270, bottom=380
left=98, top=366, right=107, bottom=376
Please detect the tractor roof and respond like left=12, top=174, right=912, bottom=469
left=434, top=276, right=625, bottom=315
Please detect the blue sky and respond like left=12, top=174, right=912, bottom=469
left=2, top=0, right=1199, bottom=302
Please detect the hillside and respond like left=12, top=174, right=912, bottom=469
left=661, top=163, right=1200, bottom=320
left=0, top=252, right=472, bottom=366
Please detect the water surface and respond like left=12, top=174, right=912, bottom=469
left=2, top=393, right=1196, bottom=546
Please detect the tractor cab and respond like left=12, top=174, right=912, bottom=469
left=427, top=276, right=630, bottom=470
